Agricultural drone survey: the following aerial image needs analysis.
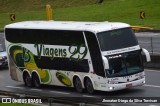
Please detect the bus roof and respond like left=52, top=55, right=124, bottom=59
left=5, top=21, right=130, bottom=33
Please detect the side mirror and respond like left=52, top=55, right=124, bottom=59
left=142, top=48, right=151, bottom=62
left=102, top=56, right=109, bottom=69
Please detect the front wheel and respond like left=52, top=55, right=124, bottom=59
left=85, top=78, right=94, bottom=94
left=23, top=73, right=33, bottom=87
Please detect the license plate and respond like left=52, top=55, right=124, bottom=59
left=126, top=84, right=132, bottom=88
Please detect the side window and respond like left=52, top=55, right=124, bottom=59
left=5, top=29, right=86, bottom=46
left=34, top=30, right=89, bottom=72
left=34, top=57, right=89, bottom=72
left=5, top=28, right=89, bottom=72
left=84, top=31, right=105, bottom=77
left=5, top=29, right=36, bottom=43
left=43, top=30, right=86, bottom=45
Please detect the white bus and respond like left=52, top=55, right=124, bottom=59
left=5, top=21, right=150, bottom=94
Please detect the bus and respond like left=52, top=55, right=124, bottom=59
left=4, top=21, right=150, bottom=94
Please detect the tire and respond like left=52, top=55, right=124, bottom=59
left=85, top=78, right=94, bottom=94
left=74, top=77, right=83, bottom=93
left=32, top=74, right=41, bottom=88
left=23, top=73, right=33, bottom=87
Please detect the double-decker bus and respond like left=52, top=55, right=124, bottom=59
left=4, top=21, right=150, bottom=94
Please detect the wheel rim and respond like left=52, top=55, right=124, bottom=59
left=75, top=78, right=82, bottom=92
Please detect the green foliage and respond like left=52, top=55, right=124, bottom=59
left=0, top=0, right=160, bottom=30
left=0, top=0, right=95, bottom=13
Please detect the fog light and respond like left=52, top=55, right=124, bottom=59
left=142, top=81, right=145, bottom=84
left=109, top=87, right=114, bottom=90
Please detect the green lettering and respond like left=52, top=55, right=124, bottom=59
left=55, top=48, right=58, bottom=56
left=50, top=48, right=54, bottom=59
left=58, top=49, right=63, bottom=57
left=63, top=49, right=67, bottom=57
left=34, top=43, right=43, bottom=59
left=45, top=48, right=49, bottom=56
left=43, top=45, right=45, bottom=55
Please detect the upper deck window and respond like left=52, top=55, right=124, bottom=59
left=5, top=29, right=85, bottom=46
left=97, top=27, right=138, bottom=51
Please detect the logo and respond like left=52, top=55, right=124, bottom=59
left=2, top=98, right=11, bottom=103
left=2, top=98, right=42, bottom=104
left=69, top=44, right=88, bottom=61
left=56, top=72, right=72, bottom=86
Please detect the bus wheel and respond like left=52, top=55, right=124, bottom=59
left=74, top=77, right=83, bottom=93
left=32, top=73, right=41, bottom=88
left=85, top=78, right=94, bottom=94
left=23, top=73, right=33, bottom=87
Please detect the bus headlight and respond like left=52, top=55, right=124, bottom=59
left=109, top=87, right=114, bottom=90
left=142, top=80, right=145, bottom=84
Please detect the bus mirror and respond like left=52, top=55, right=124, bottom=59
left=142, top=48, right=151, bottom=62
left=102, top=56, right=109, bottom=69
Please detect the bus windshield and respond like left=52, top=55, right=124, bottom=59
left=106, top=50, right=143, bottom=77
left=97, top=27, right=138, bottom=51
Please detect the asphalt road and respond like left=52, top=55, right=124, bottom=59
left=0, top=68, right=160, bottom=106
left=0, top=68, right=160, bottom=97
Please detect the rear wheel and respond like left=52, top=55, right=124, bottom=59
left=32, top=74, right=41, bottom=88
left=85, top=78, right=94, bottom=94
left=74, top=77, right=83, bottom=93
left=23, top=73, right=33, bottom=87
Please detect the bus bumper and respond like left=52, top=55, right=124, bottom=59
left=107, top=78, right=145, bottom=91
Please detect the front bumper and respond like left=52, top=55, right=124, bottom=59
left=107, top=78, right=145, bottom=91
